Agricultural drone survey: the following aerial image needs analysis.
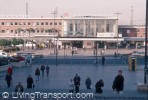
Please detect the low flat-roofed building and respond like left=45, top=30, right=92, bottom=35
left=0, top=15, right=122, bottom=48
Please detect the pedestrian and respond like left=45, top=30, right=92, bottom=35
left=27, top=75, right=34, bottom=88
left=71, top=50, right=74, bottom=56
left=75, top=47, right=78, bottom=54
left=15, top=82, right=24, bottom=92
left=46, top=65, right=50, bottom=76
left=83, top=46, right=86, bottom=52
left=114, top=52, right=117, bottom=57
left=73, top=74, right=81, bottom=93
left=102, top=49, right=105, bottom=55
left=40, top=65, right=45, bottom=77
left=5, top=73, right=12, bottom=87
left=35, top=68, right=40, bottom=81
left=26, top=58, right=31, bottom=65
left=95, top=79, right=104, bottom=93
left=100, top=50, right=102, bottom=56
left=7, top=66, right=13, bottom=75
left=69, top=79, right=74, bottom=93
left=85, top=77, right=92, bottom=90
left=102, top=56, right=105, bottom=66
left=112, top=70, right=124, bottom=94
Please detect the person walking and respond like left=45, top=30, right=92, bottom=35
left=27, top=75, right=34, bottom=88
left=5, top=73, right=12, bottom=88
left=114, top=52, right=117, bottom=57
left=46, top=65, right=50, bottom=76
left=102, top=56, right=105, bottom=66
left=95, top=79, right=104, bottom=93
left=35, top=68, right=40, bottom=81
left=85, top=77, right=92, bottom=90
left=112, top=70, right=124, bottom=94
left=40, top=65, right=45, bottom=77
left=71, top=50, right=74, bottom=56
left=15, top=82, right=24, bottom=92
left=68, top=79, right=74, bottom=93
left=73, top=74, right=81, bottom=93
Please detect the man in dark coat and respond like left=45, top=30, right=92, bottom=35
left=5, top=73, right=12, bottom=87
left=40, top=65, right=45, bottom=77
left=15, top=82, right=24, bottom=92
left=27, top=75, right=34, bottom=88
left=46, top=65, right=50, bottom=76
left=95, top=79, right=104, bottom=93
left=112, top=70, right=124, bottom=94
left=73, top=74, right=81, bottom=93
left=102, top=56, right=105, bottom=66
left=35, top=68, right=40, bottom=81
left=85, top=77, right=92, bottom=90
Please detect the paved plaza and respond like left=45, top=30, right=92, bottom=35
left=0, top=48, right=147, bottom=99
left=0, top=56, right=147, bottom=99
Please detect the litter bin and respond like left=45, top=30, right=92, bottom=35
left=128, top=56, right=137, bottom=71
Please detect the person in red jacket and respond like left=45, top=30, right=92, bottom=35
left=7, top=66, right=13, bottom=75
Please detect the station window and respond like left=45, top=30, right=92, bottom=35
left=19, top=22, right=23, bottom=25
left=2, top=30, right=5, bottom=33
left=45, top=22, right=48, bottom=25
left=54, top=22, right=57, bottom=25
left=50, top=22, right=53, bottom=25
left=41, top=30, right=44, bottom=33
left=37, top=30, right=40, bottom=33
left=15, top=22, right=18, bottom=25
left=10, top=22, right=13, bottom=25
left=28, top=22, right=31, bottom=25
left=106, top=24, right=109, bottom=32
left=41, top=22, right=44, bottom=25
left=24, top=22, right=26, bottom=25
left=45, top=30, right=48, bottom=33
left=37, top=22, right=40, bottom=25
left=11, top=30, right=13, bottom=33
left=1, top=22, right=5, bottom=25
left=127, top=29, right=130, bottom=34
left=70, top=24, right=73, bottom=31
left=59, top=22, right=62, bottom=25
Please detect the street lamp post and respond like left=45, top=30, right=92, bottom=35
left=144, top=0, right=148, bottom=84
left=55, top=33, right=59, bottom=66
left=51, top=8, right=58, bottom=55
left=114, top=11, right=122, bottom=55
left=51, top=8, right=58, bottom=66
left=95, top=42, right=98, bottom=64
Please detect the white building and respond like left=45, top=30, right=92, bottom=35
left=0, top=15, right=123, bottom=48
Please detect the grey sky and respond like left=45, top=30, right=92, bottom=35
left=0, top=0, right=146, bottom=24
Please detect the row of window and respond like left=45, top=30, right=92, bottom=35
left=0, top=22, right=62, bottom=26
left=0, top=29, right=58, bottom=33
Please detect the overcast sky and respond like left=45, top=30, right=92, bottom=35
left=0, top=0, right=146, bottom=25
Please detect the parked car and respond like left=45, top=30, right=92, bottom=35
left=12, top=55, right=25, bottom=61
left=131, top=51, right=145, bottom=56
left=7, top=56, right=20, bottom=62
left=0, top=50, right=9, bottom=57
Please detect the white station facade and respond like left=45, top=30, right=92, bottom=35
left=0, top=15, right=123, bottom=48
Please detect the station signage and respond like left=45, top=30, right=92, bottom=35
left=97, top=33, right=115, bottom=37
